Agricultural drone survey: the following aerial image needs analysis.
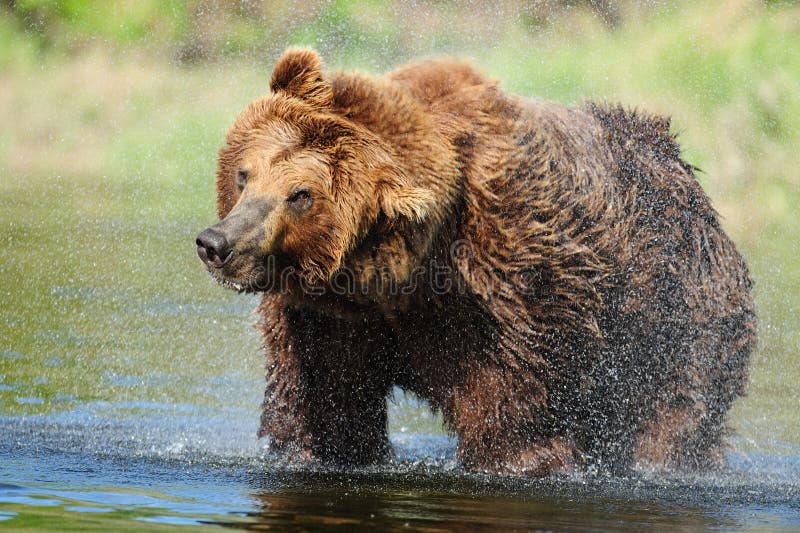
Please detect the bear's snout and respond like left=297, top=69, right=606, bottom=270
left=196, top=227, right=233, bottom=268
left=195, top=195, right=275, bottom=276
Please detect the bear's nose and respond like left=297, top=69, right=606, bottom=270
left=196, top=228, right=233, bottom=268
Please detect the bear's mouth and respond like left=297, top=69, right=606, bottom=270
left=204, top=253, right=278, bottom=294
left=209, top=271, right=251, bottom=293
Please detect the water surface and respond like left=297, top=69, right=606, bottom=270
left=3, top=410, right=800, bottom=531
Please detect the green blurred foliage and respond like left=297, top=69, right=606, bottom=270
left=8, top=0, right=188, bottom=48
left=0, top=1, right=652, bottom=65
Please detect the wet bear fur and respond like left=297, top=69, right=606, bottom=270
left=207, top=48, right=756, bottom=475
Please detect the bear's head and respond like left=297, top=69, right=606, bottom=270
left=196, top=48, right=436, bottom=295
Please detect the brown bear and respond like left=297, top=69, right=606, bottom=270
left=196, top=48, right=756, bottom=475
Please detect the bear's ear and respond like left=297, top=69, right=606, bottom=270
left=377, top=169, right=436, bottom=223
left=270, top=48, right=333, bottom=107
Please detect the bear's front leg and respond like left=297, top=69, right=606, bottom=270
left=445, top=365, right=584, bottom=476
left=258, top=296, right=394, bottom=466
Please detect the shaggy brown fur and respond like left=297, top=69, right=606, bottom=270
left=197, top=48, right=756, bottom=475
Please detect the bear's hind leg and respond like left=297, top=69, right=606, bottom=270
left=632, top=398, right=724, bottom=470
left=632, top=317, right=754, bottom=471
left=442, top=364, right=584, bottom=475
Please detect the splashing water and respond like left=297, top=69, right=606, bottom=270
left=1, top=0, right=799, bottom=530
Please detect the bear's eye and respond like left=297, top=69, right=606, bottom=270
left=287, top=188, right=313, bottom=212
left=236, top=169, right=249, bottom=191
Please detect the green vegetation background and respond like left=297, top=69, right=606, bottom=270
left=0, top=0, right=798, bottom=451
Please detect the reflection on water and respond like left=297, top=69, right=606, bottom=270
left=1, top=413, right=799, bottom=531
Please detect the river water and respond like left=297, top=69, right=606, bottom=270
left=3, top=407, right=800, bottom=530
